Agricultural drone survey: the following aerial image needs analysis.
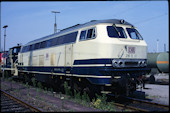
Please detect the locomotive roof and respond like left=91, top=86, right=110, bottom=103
left=26, top=19, right=133, bottom=45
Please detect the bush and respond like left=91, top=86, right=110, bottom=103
left=37, top=82, right=42, bottom=89
left=31, top=78, right=36, bottom=87
left=92, top=93, right=115, bottom=111
left=82, top=92, right=90, bottom=104
left=93, top=98, right=102, bottom=109
left=64, top=82, right=72, bottom=97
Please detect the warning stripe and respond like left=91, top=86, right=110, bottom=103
left=157, top=61, right=169, bottom=64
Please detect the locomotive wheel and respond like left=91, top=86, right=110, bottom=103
left=83, top=86, right=90, bottom=96
left=74, top=82, right=82, bottom=92
left=51, top=78, right=60, bottom=92
left=60, top=82, right=65, bottom=94
left=70, top=77, right=82, bottom=96
left=83, top=83, right=101, bottom=100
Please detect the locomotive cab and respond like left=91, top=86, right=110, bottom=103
left=98, top=22, right=149, bottom=95
left=74, top=20, right=150, bottom=96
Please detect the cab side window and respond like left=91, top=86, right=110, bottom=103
left=87, top=29, right=93, bottom=39
left=79, top=27, right=96, bottom=41
left=80, top=30, right=87, bottom=40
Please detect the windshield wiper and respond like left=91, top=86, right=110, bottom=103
left=112, top=24, right=120, bottom=37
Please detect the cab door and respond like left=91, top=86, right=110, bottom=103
left=65, top=44, right=73, bottom=67
left=65, top=44, right=73, bottom=74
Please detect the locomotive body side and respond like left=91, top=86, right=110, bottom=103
left=17, top=19, right=150, bottom=96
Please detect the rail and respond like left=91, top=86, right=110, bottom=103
left=1, top=89, right=43, bottom=112
left=113, top=96, right=169, bottom=111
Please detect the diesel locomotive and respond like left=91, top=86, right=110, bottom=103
left=3, top=19, right=151, bottom=97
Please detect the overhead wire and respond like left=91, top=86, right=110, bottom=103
left=113, top=1, right=149, bottom=18
left=134, top=13, right=168, bottom=25
left=111, top=1, right=168, bottom=52
left=112, top=1, right=168, bottom=25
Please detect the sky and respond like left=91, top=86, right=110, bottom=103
left=0, top=1, right=169, bottom=53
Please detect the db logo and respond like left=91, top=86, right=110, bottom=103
left=128, top=47, right=135, bottom=54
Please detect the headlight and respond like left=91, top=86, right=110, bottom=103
left=112, top=59, right=124, bottom=68
left=118, top=60, right=123, bottom=67
left=142, top=60, right=147, bottom=67
left=138, top=60, right=142, bottom=66
left=138, top=60, right=147, bottom=67
left=112, top=60, right=118, bottom=67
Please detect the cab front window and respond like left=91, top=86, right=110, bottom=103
left=126, top=28, right=143, bottom=40
left=107, top=26, right=127, bottom=38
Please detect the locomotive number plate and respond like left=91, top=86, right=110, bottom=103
left=128, top=46, right=135, bottom=54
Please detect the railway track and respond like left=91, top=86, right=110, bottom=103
left=1, top=89, right=43, bottom=112
left=1, top=78, right=169, bottom=112
left=112, top=96, right=169, bottom=111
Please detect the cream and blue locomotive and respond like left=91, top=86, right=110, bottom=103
left=17, top=19, right=150, bottom=96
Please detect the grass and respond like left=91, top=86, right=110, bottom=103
left=31, top=78, right=36, bottom=87
left=91, top=94, right=115, bottom=111
left=63, top=81, right=115, bottom=111
left=64, top=82, right=72, bottom=98
left=2, top=77, right=116, bottom=111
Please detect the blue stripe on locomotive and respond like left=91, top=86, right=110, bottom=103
left=74, top=59, right=112, bottom=65
left=18, top=59, right=150, bottom=85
